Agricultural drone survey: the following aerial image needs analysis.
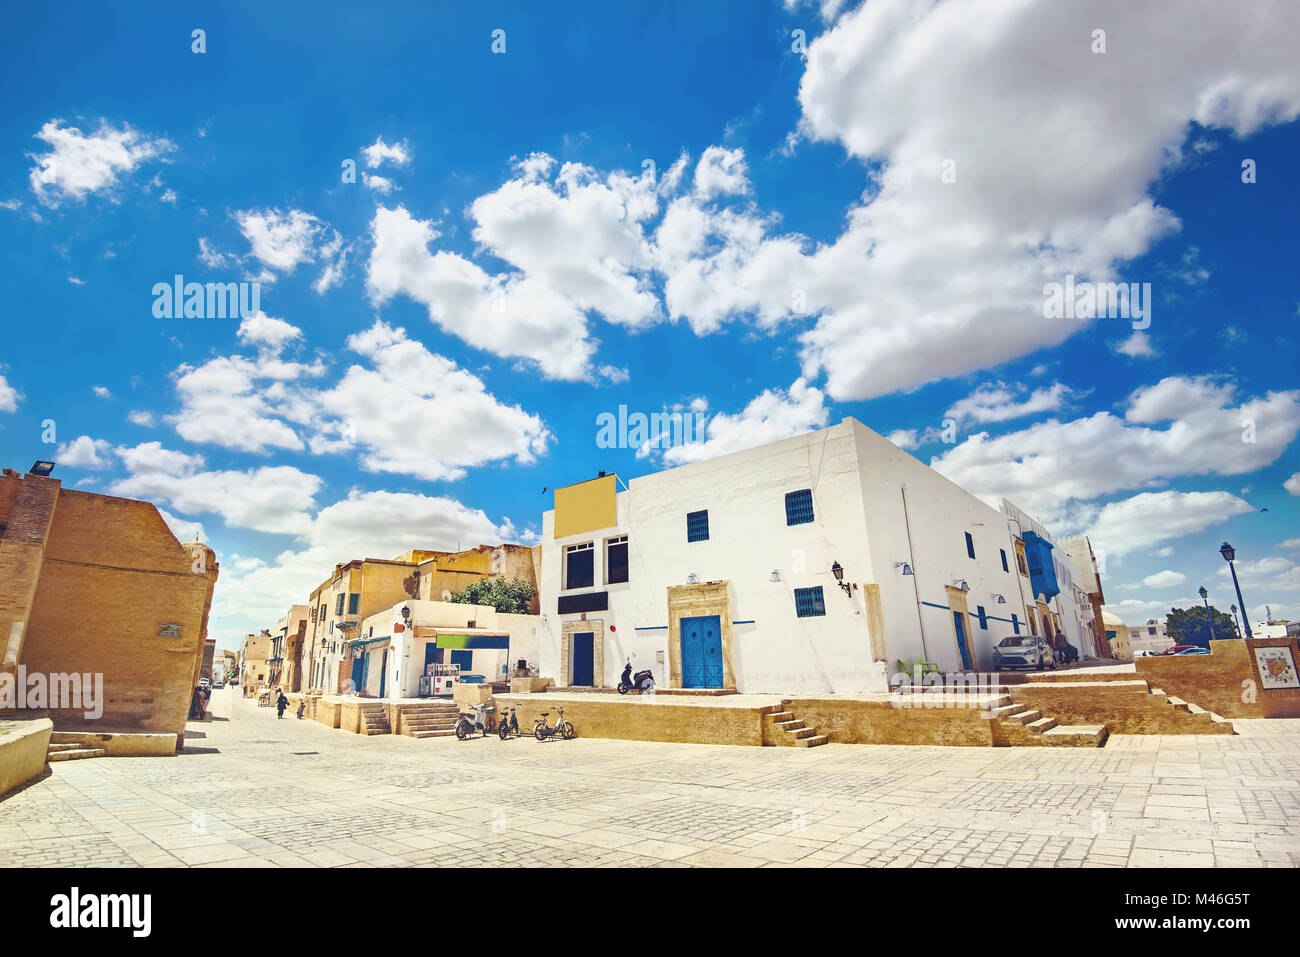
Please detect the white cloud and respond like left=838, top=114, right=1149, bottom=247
left=945, top=382, right=1074, bottom=427
left=236, top=311, right=303, bottom=351
left=693, top=146, right=750, bottom=198
left=1116, top=331, right=1156, bottom=358
left=1216, top=555, right=1300, bottom=596
left=0, top=375, right=22, bottom=413
left=127, top=410, right=155, bottom=427
left=1279, top=538, right=1300, bottom=550
left=92, top=385, right=112, bottom=399
left=157, top=508, right=205, bottom=544
left=108, top=443, right=321, bottom=536
left=310, top=321, right=552, bottom=481
left=931, top=376, right=1300, bottom=523
left=1084, top=490, right=1254, bottom=558
left=362, top=137, right=411, bottom=169
left=662, top=378, right=829, bottom=466
left=788, top=0, right=1300, bottom=400
left=1141, top=569, right=1187, bottom=589
left=1284, top=472, right=1300, bottom=496
left=56, top=435, right=113, bottom=469
left=234, top=207, right=348, bottom=292
left=362, top=172, right=396, bottom=194
left=28, top=119, right=174, bottom=206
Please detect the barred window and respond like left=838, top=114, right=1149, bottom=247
left=794, top=586, right=826, bottom=618
left=785, top=489, right=814, bottom=526
left=686, top=510, right=709, bottom=542
left=976, top=605, right=988, bottom=630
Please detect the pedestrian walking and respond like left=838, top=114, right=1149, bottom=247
left=276, top=690, right=289, bottom=719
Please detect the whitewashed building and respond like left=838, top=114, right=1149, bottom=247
left=538, top=417, right=1096, bottom=695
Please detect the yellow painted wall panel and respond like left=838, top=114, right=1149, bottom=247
left=553, top=475, right=616, bottom=539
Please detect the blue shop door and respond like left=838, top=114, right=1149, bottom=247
left=681, top=615, right=723, bottom=688
left=953, top=612, right=973, bottom=670
left=571, top=632, right=594, bottom=686
left=379, top=650, right=388, bottom=698
left=350, top=657, right=364, bottom=694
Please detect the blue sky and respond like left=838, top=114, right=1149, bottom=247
left=1, top=0, right=1297, bottom=649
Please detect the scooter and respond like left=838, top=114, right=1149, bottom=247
left=533, top=706, right=576, bottom=741
left=455, top=701, right=494, bottom=740
left=617, top=659, right=655, bottom=695
left=497, top=705, right=520, bottom=740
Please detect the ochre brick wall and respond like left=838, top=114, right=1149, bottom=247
left=1136, top=638, right=1300, bottom=718
left=493, top=693, right=767, bottom=746
left=1008, top=681, right=1233, bottom=734
left=3, top=477, right=219, bottom=738
left=782, top=696, right=999, bottom=746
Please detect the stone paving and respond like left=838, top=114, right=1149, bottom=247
left=1, top=686, right=1298, bottom=867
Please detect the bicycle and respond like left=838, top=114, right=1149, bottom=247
left=533, top=706, right=576, bottom=741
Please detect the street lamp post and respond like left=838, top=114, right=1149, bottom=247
left=1220, top=542, right=1253, bottom=639
left=1198, top=586, right=1216, bottom=643
left=1230, top=604, right=1242, bottom=638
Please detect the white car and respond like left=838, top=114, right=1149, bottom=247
left=993, top=635, right=1056, bottom=671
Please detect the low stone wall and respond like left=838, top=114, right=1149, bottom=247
left=509, top=677, right=553, bottom=694
left=782, top=696, right=1000, bottom=747
left=1136, top=638, right=1300, bottom=719
left=492, top=693, right=770, bottom=746
left=312, top=697, right=343, bottom=729
left=1008, top=682, right=1232, bottom=734
left=49, top=731, right=177, bottom=756
left=0, top=718, right=52, bottom=796
left=454, top=684, right=494, bottom=706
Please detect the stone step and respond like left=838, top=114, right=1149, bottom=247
left=48, top=748, right=108, bottom=762
left=991, top=704, right=1024, bottom=717
left=47, top=742, right=84, bottom=752
left=1165, top=696, right=1189, bottom=711
left=1041, top=725, right=1108, bottom=748
left=797, top=735, right=829, bottom=748
left=407, top=729, right=458, bottom=738
left=766, top=712, right=795, bottom=723
left=1209, top=712, right=1232, bottom=724
left=1009, top=709, right=1042, bottom=725
left=1026, top=717, right=1058, bottom=733
left=788, top=726, right=817, bottom=739
left=1187, top=703, right=1208, bottom=715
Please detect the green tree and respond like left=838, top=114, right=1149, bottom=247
left=447, top=576, right=537, bottom=614
left=1165, top=605, right=1238, bottom=648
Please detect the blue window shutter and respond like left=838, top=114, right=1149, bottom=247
left=976, top=605, right=988, bottom=630
left=965, top=531, right=976, bottom=559
left=1000, top=549, right=1009, bottom=573
left=793, top=586, right=826, bottom=618
left=785, top=489, right=814, bottom=526
left=1012, top=613, right=1020, bottom=635
left=686, top=510, right=709, bottom=542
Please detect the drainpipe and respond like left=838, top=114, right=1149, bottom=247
left=900, top=486, right=930, bottom=661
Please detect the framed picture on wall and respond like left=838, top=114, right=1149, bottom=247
left=1254, top=646, right=1300, bottom=691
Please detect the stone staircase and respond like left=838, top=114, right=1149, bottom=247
left=358, top=702, right=391, bottom=736
left=989, top=696, right=1108, bottom=747
left=395, top=702, right=460, bottom=738
left=762, top=706, right=829, bottom=748
left=47, top=732, right=108, bottom=762
left=1148, top=688, right=1233, bottom=731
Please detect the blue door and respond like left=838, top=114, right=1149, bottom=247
left=379, top=650, right=388, bottom=698
left=449, top=649, right=473, bottom=673
left=351, top=657, right=364, bottom=693
left=681, top=615, right=723, bottom=688
left=571, top=632, right=594, bottom=686
left=953, top=612, right=973, bottom=670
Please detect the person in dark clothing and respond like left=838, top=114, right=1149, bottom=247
left=276, top=691, right=289, bottom=719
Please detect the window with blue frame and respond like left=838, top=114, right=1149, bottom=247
left=348, top=593, right=359, bottom=615
left=965, top=531, right=976, bottom=559
left=1000, top=549, right=1009, bottom=573
left=793, top=586, right=826, bottom=618
left=785, top=489, right=814, bottom=526
left=686, top=509, right=709, bottom=542
left=976, top=605, right=988, bottom=630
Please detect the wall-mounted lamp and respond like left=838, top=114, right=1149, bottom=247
left=830, top=561, right=856, bottom=595
left=894, top=562, right=913, bottom=576
left=29, top=460, right=55, bottom=476
left=951, top=579, right=969, bottom=592
left=686, top=573, right=698, bottom=585
left=769, top=569, right=782, bottom=582
left=992, top=593, right=1007, bottom=604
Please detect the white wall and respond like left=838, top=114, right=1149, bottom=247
left=540, top=418, right=1051, bottom=694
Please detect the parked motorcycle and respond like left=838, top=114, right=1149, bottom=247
left=455, top=701, right=494, bottom=740
left=617, top=659, right=655, bottom=695
left=497, top=705, right=520, bottom=740
left=533, top=706, right=576, bottom=741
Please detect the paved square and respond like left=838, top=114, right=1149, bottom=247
left=2, top=688, right=1298, bottom=867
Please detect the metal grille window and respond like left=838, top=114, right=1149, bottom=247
left=686, top=509, right=709, bottom=542
left=348, top=593, right=359, bottom=615
left=334, top=593, right=345, bottom=616
left=793, top=586, right=826, bottom=618
left=785, top=489, right=814, bottom=526
left=1012, top=613, right=1020, bottom=635
left=976, top=605, right=988, bottom=630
